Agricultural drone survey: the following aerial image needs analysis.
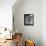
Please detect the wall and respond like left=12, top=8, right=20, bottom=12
left=41, top=0, right=46, bottom=46
left=13, top=0, right=41, bottom=46
left=0, top=0, right=16, bottom=30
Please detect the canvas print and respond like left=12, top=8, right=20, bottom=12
left=24, top=14, right=34, bottom=25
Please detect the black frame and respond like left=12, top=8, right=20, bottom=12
left=24, top=14, right=34, bottom=25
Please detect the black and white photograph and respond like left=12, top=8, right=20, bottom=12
left=24, top=14, right=34, bottom=25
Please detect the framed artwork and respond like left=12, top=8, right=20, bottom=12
left=24, top=14, right=34, bottom=26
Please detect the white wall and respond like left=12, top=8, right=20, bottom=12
left=13, top=0, right=41, bottom=46
left=41, top=0, right=46, bottom=46
left=0, top=0, right=16, bottom=30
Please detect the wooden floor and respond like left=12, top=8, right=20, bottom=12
left=0, top=39, right=16, bottom=46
